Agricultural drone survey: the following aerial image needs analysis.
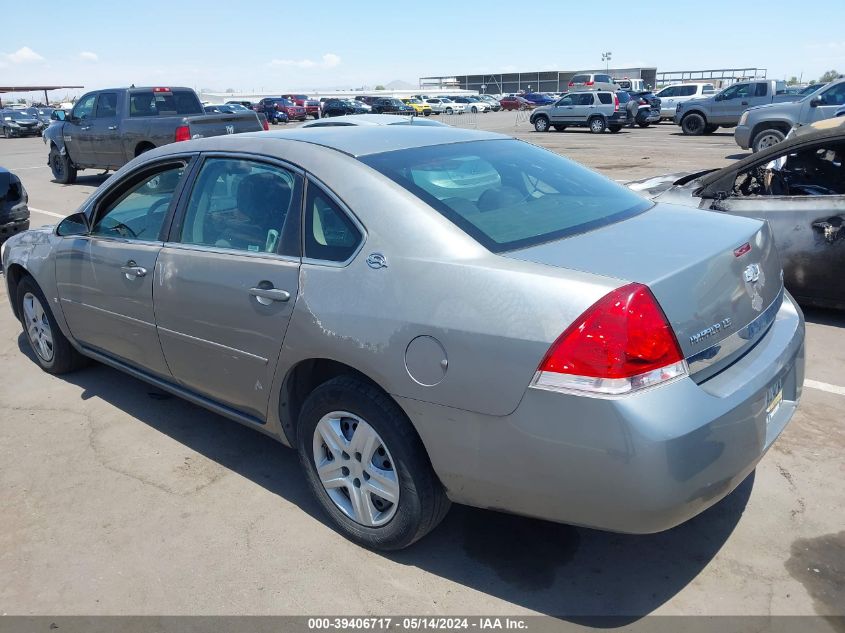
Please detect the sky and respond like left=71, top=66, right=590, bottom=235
left=2, top=0, right=844, bottom=101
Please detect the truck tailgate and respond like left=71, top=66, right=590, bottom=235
left=185, top=112, right=262, bottom=138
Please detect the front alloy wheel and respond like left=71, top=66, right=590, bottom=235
left=22, top=292, right=54, bottom=362
left=313, top=412, right=400, bottom=526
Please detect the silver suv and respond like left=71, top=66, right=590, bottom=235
left=567, top=73, right=617, bottom=92
left=530, top=91, right=626, bottom=133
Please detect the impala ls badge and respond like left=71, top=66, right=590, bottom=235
left=225, top=124, right=235, bottom=135
left=743, top=264, right=761, bottom=283
left=690, top=318, right=733, bottom=346
left=366, top=253, right=388, bottom=269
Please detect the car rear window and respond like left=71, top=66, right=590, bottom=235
left=570, top=75, right=589, bottom=83
left=597, top=93, right=612, bottom=104
left=129, top=90, right=203, bottom=117
left=361, top=140, right=651, bottom=253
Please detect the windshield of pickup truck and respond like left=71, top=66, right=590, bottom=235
left=129, top=90, right=203, bottom=117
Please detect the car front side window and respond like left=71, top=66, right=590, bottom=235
left=91, top=163, right=187, bottom=241
left=72, top=94, right=96, bottom=120
left=178, top=158, right=302, bottom=256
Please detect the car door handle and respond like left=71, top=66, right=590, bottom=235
left=81, top=125, right=92, bottom=131
left=741, top=101, right=749, bottom=106
left=108, top=125, right=118, bottom=130
left=249, top=287, right=290, bottom=304
left=120, top=265, right=147, bottom=279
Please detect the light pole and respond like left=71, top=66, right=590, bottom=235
left=602, top=51, right=612, bottom=73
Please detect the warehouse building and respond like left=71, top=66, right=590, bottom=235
left=420, top=67, right=658, bottom=95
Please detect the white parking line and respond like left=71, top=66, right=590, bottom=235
left=29, top=207, right=67, bottom=219
left=10, top=165, right=48, bottom=171
left=805, top=379, right=845, bottom=397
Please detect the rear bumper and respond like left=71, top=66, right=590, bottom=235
left=400, top=293, right=805, bottom=533
left=735, top=124, right=753, bottom=149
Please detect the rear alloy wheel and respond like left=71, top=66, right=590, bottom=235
left=681, top=113, right=706, bottom=135
left=49, top=146, right=77, bottom=184
left=298, top=376, right=449, bottom=550
left=589, top=117, right=606, bottom=134
left=445, top=107, right=453, bottom=115
left=752, top=129, right=785, bottom=153
left=17, top=276, right=87, bottom=374
left=534, top=116, right=550, bottom=132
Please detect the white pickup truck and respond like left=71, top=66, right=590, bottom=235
left=653, top=82, right=715, bottom=121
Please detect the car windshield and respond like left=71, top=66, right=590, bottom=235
left=440, top=98, right=453, bottom=103
left=3, top=111, right=35, bottom=121
left=276, top=99, right=295, bottom=107
left=362, top=140, right=651, bottom=253
left=405, top=99, right=421, bottom=104
left=390, top=99, right=405, bottom=106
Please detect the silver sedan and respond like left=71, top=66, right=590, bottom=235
left=2, top=127, right=805, bottom=550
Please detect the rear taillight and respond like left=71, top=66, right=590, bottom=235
left=174, top=125, right=191, bottom=142
left=585, top=80, right=595, bottom=86
left=614, top=94, right=619, bottom=111
left=261, top=117, right=269, bottom=131
left=568, top=81, right=575, bottom=87
left=533, top=283, right=687, bottom=396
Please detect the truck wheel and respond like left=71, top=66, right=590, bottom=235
left=703, top=124, right=719, bottom=134
left=533, top=116, right=550, bottom=132
left=589, top=117, right=606, bottom=134
left=752, top=129, right=785, bottom=153
left=49, top=147, right=77, bottom=184
left=681, top=113, right=706, bottom=135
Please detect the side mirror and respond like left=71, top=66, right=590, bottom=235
left=51, top=110, right=66, bottom=121
left=810, top=96, right=823, bottom=108
left=56, top=212, right=89, bottom=237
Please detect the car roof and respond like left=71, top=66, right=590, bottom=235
left=699, top=125, right=845, bottom=187
left=162, top=125, right=506, bottom=158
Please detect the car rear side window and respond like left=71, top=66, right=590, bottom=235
left=570, top=75, right=589, bottom=83
left=677, top=85, right=697, bottom=97
left=177, top=158, right=302, bottom=256
left=597, top=93, right=612, bottom=104
left=129, top=90, right=203, bottom=117
left=304, top=183, right=362, bottom=263
left=361, top=140, right=651, bottom=253
left=755, top=83, right=768, bottom=97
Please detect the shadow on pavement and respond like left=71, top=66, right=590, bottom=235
left=802, top=305, right=845, bottom=328
left=19, top=334, right=753, bottom=621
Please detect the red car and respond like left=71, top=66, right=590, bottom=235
left=258, top=97, right=307, bottom=122
left=282, top=94, right=321, bottom=119
left=499, top=95, right=536, bottom=111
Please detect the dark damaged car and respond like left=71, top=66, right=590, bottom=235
left=628, top=125, right=845, bottom=310
left=0, top=168, right=30, bottom=242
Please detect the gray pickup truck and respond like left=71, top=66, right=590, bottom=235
left=674, top=79, right=797, bottom=136
left=734, top=78, right=845, bottom=152
left=44, top=87, right=263, bottom=183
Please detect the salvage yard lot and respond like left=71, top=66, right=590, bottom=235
left=1, top=117, right=843, bottom=617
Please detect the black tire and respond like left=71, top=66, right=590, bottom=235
left=752, top=128, right=785, bottom=152
left=588, top=117, right=606, bottom=134
left=638, top=121, right=650, bottom=128
left=298, top=376, right=450, bottom=550
left=49, top=146, right=77, bottom=184
left=703, top=124, right=719, bottom=135
left=609, top=125, right=622, bottom=133
left=16, top=276, right=88, bottom=375
left=445, top=107, right=453, bottom=115
left=533, top=116, right=550, bottom=132
left=681, top=113, right=706, bottom=136
left=424, top=111, right=431, bottom=117
left=3, top=126, right=12, bottom=139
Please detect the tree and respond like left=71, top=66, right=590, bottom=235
left=818, top=70, right=841, bottom=83
left=787, top=76, right=799, bottom=85
left=374, top=85, right=386, bottom=91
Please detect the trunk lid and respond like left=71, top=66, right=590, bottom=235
left=504, top=203, right=783, bottom=381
